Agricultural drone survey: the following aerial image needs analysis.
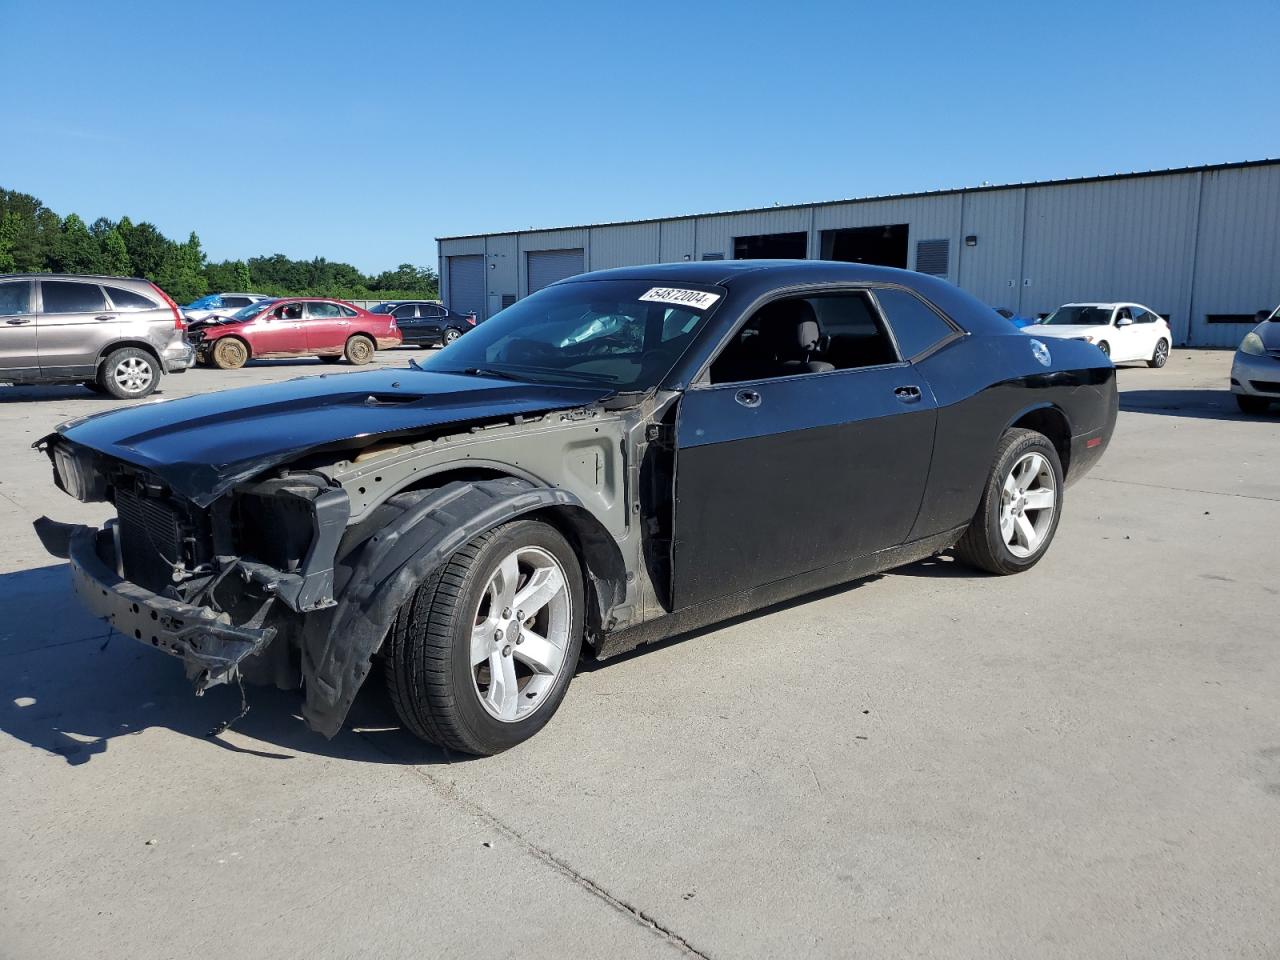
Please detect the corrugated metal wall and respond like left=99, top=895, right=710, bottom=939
left=438, top=163, right=1280, bottom=345
left=1190, top=166, right=1280, bottom=347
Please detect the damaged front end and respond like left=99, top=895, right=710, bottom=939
left=35, top=435, right=349, bottom=699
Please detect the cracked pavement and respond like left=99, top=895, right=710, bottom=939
left=3, top=349, right=1279, bottom=959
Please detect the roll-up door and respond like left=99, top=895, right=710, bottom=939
left=447, top=255, right=485, bottom=318
left=527, top=248, right=584, bottom=294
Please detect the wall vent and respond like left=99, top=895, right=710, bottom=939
left=915, top=239, right=950, bottom=276
left=500, top=294, right=516, bottom=309
left=701, top=253, right=725, bottom=261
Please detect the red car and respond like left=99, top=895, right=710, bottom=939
left=191, top=297, right=401, bottom=369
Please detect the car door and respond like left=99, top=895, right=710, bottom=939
left=391, top=303, right=423, bottom=343
left=302, top=301, right=348, bottom=353
left=36, top=279, right=117, bottom=376
left=0, top=279, right=38, bottom=378
left=420, top=304, right=448, bottom=340
left=1128, top=307, right=1160, bottom=359
left=253, top=301, right=308, bottom=355
left=669, top=289, right=938, bottom=610
left=1110, top=307, right=1141, bottom=361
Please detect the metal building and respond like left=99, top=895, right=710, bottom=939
left=437, top=159, right=1280, bottom=347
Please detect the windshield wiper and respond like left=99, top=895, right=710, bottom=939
left=458, top=367, right=529, bottom=382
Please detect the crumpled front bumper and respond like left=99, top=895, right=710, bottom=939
left=34, top=517, right=276, bottom=690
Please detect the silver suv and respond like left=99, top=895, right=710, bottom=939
left=0, top=274, right=194, bottom=399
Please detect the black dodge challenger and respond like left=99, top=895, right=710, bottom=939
left=34, top=261, right=1117, bottom=755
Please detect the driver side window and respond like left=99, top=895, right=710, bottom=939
left=708, top=291, right=899, bottom=385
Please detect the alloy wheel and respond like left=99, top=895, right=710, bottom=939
left=999, top=452, right=1057, bottom=558
left=470, top=546, right=571, bottom=722
left=113, top=356, right=154, bottom=395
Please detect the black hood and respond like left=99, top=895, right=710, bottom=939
left=50, top=368, right=613, bottom=505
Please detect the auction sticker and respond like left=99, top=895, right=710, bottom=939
left=639, top=287, right=721, bottom=310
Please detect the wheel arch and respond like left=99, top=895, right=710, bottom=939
left=96, top=339, right=162, bottom=369
left=1006, top=403, right=1072, bottom=479
left=299, top=476, right=627, bottom=737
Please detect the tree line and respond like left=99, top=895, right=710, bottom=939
left=0, top=187, right=439, bottom=304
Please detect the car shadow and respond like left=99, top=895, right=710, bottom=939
left=888, top=554, right=978, bottom=578
left=1120, top=388, right=1269, bottom=421
left=0, top=563, right=457, bottom=767
left=1, top=384, right=118, bottom=404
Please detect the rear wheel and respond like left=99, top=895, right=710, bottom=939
left=344, top=335, right=375, bottom=365
left=954, top=428, right=1063, bottom=575
left=1097, top=341, right=1111, bottom=358
left=1148, top=338, right=1169, bottom=368
left=442, top=327, right=462, bottom=345
left=211, top=337, right=249, bottom=370
left=383, top=519, right=584, bottom=756
left=98, top=347, right=159, bottom=400
left=1236, top=394, right=1270, bottom=415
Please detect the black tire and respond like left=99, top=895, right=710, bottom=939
left=344, top=335, right=375, bottom=365
left=1097, top=341, right=1110, bottom=358
left=97, top=347, right=160, bottom=400
left=383, top=519, right=585, bottom=756
left=442, top=327, right=462, bottom=345
left=1148, top=338, right=1170, bottom=368
left=210, top=337, right=250, bottom=369
left=954, top=428, right=1064, bottom=575
left=1236, top=394, right=1270, bottom=415
left=318, top=354, right=342, bottom=364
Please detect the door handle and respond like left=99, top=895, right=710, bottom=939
left=95, top=314, right=117, bottom=321
left=734, top=388, right=762, bottom=408
left=894, top=385, right=922, bottom=403
left=5, top=317, right=32, bottom=325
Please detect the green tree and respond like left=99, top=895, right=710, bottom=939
left=100, top=228, right=131, bottom=275
left=118, top=220, right=171, bottom=278
left=152, top=231, right=207, bottom=303
left=54, top=213, right=104, bottom=273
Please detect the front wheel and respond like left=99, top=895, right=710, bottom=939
left=1148, top=338, right=1169, bottom=368
left=384, top=519, right=584, bottom=756
left=1097, top=341, right=1111, bottom=359
left=211, top=337, right=249, bottom=370
left=954, top=428, right=1064, bottom=575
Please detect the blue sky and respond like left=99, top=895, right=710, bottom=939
left=6, top=0, right=1278, bottom=273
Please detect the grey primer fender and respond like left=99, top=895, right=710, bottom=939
left=298, top=476, right=627, bottom=736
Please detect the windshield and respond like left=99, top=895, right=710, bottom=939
left=415, top=279, right=721, bottom=391
left=229, top=299, right=276, bottom=320
left=1040, top=305, right=1113, bottom=326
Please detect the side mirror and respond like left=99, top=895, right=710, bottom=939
left=1116, top=316, right=1133, bottom=327
left=1257, top=309, right=1274, bottom=323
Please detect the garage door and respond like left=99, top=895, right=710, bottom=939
left=527, top=248, right=584, bottom=294
left=447, top=255, right=485, bottom=318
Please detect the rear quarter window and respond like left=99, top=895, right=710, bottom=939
left=874, top=288, right=959, bottom=359
left=104, top=286, right=159, bottom=311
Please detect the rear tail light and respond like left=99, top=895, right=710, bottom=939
left=466, top=312, right=477, bottom=326
left=149, top=282, right=186, bottom=330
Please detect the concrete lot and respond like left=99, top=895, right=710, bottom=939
left=2, top=348, right=1278, bottom=959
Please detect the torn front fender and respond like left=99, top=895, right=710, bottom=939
left=298, top=477, right=620, bottom=737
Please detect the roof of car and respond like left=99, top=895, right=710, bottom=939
left=559, top=259, right=930, bottom=288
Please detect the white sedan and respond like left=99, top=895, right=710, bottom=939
left=1030, top=302, right=1172, bottom=367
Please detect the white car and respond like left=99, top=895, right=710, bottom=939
left=1230, top=306, right=1280, bottom=414
left=1030, top=302, right=1172, bottom=367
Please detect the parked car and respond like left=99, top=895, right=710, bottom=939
left=189, top=297, right=401, bottom=368
left=1230, top=306, right=1280, bottom=414
left=33, top=261, right=1116, bottom=755
left=1031, top=302, right=1171, bottom=366
left=0, top=273, right=193, bottom=399
left=994, top=307, right=1036, bottom=328
left=372, top=300, right=477, bottom=346
left=182, top=292, right=273, bottom=323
